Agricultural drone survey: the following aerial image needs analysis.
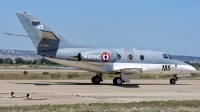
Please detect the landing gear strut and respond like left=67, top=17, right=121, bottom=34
left=91, top=73, right=103, bottom=84
left=170, top=75, right=178, bottom=84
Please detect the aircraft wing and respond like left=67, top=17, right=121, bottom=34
left=88, top=62, right=111, bottom=66
left=88, top=62, right=144, bottom=74
left=38, top=66, right=76, bottom=70
left=116, top=68, right=143, bottom=74
left=112, top=63, right=144, bottom=74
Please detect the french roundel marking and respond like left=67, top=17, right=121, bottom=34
left=101, top=52, right=110, bottom=62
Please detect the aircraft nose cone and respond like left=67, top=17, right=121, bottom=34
left=188, top=65, right=196, bottom=73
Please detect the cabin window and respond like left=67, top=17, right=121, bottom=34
left=117, top=54, right=121, bottom=60
left=32, top=21, right=40, bottom=26
left=163, top=54, right=168, bottom=59
left=140, top=55, right=144, bottom=61
left=128, top=54, right=133, bottom=60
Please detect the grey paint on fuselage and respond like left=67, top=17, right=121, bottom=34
left=38, top=48, right=186, bottom=65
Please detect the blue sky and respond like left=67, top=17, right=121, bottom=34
left=0, top=0, right=199, bottom=56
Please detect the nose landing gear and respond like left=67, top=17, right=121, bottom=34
left=170, top=75, right=178, bottom=84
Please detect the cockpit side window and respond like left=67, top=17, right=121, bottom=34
left=32, top=21, right=40, bottom=26
left=163, top=54, right=168, bottom=59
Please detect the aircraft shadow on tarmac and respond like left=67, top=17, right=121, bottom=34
left=12, top=81, right=191, bottom=88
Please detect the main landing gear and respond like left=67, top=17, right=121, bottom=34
left=113, top=72, right=130, bottom=85
left=91, top=73, right=103, bottom=84
left=170, top=75, right=178, bottom=84
left=91, top=72, right=129, bottom=85
left=113, top=77, right=122, bottom=85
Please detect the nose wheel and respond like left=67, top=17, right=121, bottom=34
left=170, top=78, right=176, bottom=84
left=170, top=75, right=178, bottom=84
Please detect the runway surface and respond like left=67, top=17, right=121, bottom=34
left=0, top=80, right=200, bottom=106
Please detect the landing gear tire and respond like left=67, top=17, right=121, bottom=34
left=91, top=76, right=101, bottom=84
left=170, top=78, right=176, bottom=84
left=113, top=77, right=122, bottom=85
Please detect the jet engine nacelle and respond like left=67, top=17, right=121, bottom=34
left=78, top=50, right=118, bottom=63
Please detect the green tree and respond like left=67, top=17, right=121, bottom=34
left=32, top=60, right=37, bottom=64
left=3, top=58, right=12, bottom=64
left=39, top=58, right=57, bottom=65
left=26, top=61, right=31, bottom=64
left=9, top=60, right=14, bottom=65
left=15, top=58, right=25, bottom=64
left=0, top=58, right=3, bottom=64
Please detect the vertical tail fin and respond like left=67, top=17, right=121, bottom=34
left=16, top=12, right=71, bottom=51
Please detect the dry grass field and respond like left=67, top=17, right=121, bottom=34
left=0, top=100, right=200, bottom=112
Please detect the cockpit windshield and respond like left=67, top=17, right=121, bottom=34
left=163, top=54, right=173, bottom=60
left=163, top=54, right=168, bottom=59
left=168, top=54, right=173, bottom=59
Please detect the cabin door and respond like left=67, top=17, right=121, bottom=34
left=124, top=49, right=135, bottom=62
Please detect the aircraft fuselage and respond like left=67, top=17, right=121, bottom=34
left=39, top=48, right=196, bottom=76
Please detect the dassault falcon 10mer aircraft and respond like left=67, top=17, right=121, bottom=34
left=8, top=12, right=196, bottom=85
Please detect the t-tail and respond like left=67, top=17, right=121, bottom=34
left=16, top=12, right=84, bottom=52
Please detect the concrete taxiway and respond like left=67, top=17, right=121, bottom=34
left=0, top=80, right=200, bottom=106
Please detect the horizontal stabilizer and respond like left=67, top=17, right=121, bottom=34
left=4, top=33, right=29, bottom=37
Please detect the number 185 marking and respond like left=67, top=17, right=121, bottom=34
left=162, top=65, right=171, bottom=71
